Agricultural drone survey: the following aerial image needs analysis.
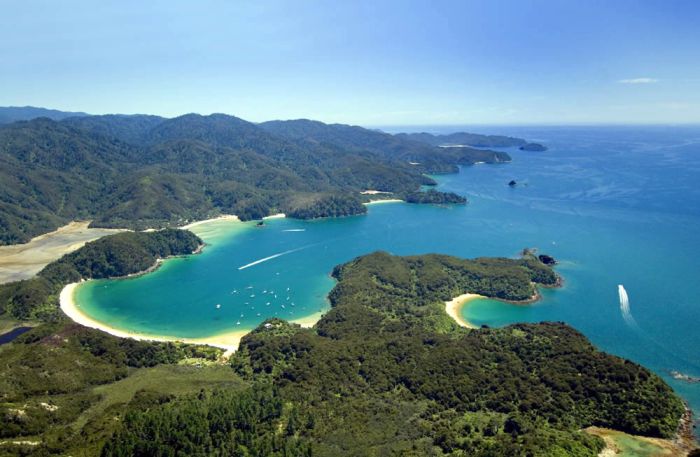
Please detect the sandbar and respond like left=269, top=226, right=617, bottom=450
left=445, top=293, right=482, bottom=329
left=0, top=221, right=124, bottom=284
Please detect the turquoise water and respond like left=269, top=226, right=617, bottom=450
left=77, top=126, right=700, bottom=433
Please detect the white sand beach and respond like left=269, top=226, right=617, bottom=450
left=290, top=310, right=326, bottom=328
left=360, top=190, right=392, bottom=195
left=363, top=199, right=404, bottom=205
left=0, top=222, right=125, bottom=284
left=262, top=213, right=286, bottom=220
left=445, top=293, right=482, bottom=329
left=181, top=214, right=240, bottom=230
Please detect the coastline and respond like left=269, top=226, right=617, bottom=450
left=445, top=293, right=482, bottom=329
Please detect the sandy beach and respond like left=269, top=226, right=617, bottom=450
left=181, top=214, right=240, bottom=230
left=364, top=199, right=404, bottom=205
left=445, top=293, right=482, bottom=329
left=360, top=190, right=392, bottom=195
left=290, top=310, right=326, bottom=328
left=0, top=221, right=125, bottom=284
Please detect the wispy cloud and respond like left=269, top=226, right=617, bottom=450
left=618, top=78, right=658, bottom=84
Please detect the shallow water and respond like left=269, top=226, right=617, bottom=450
left=77, top=126, right=700, bottom=434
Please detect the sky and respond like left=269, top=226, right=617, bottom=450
left=1, top=0, right=699, bottom=125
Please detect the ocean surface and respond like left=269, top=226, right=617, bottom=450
left=76, top=125, right=700, bottom=434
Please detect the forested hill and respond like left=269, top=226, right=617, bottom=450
left=0, top=111, right=524, bottom=245
left=260, top=119, right=512, bottom=173
left=97, top=251, right=683, bottom=456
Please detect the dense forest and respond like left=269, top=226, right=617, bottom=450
left=0, top=110, right=521, bottom=245
left=0, top=229, right=202, bottom=320
left=0, top=248, right=688, bottom=456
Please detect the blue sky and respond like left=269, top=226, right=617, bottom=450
left=1, top=0, right=699, bottom=125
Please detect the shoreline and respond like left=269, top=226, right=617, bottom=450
left=445, top=293, right=482, bottom=329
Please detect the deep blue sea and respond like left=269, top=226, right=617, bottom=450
left=78, top=125, right=700, bottom=434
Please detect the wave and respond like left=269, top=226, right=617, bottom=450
left=618, top=284, right=638, bottom=329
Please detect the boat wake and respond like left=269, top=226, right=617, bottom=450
left=618, top=284, right=639, bottom=329
left=282, top=229, right=306, bottom=232
left=238, top=245, right=311, bottom=270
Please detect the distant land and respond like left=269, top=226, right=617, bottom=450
left=519, top=142, right=548, bottom=151
left=0, top=106, right=89, bottom=124
left=0, top=107, right=522, bottom=245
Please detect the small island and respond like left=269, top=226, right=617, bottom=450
left=520, top=142, right=548, bottom=151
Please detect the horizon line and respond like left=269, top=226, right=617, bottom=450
left=3, top=105, right=700, bottom=129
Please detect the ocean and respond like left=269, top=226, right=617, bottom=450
left=76, top=125, right=700, bottom=433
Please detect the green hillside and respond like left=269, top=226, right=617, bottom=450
left=0, top=113, right=519, bottom=245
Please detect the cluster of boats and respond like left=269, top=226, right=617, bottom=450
left=214, top=285, right=297, bottom=325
